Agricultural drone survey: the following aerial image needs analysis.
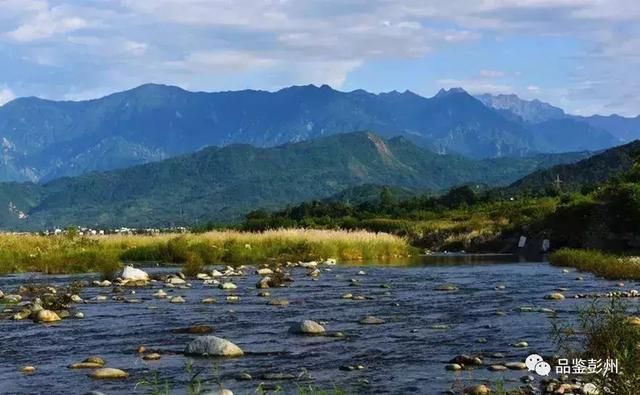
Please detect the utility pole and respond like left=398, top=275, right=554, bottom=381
left=554, top=174, right=563, bottom=190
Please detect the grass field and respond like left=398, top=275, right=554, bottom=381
left=0, top=229, right=413, bottom=276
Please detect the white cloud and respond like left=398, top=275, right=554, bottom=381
left=527, top=85, right=540, bottom=92
left=0, top=87, right=16, bottom=106
left=289, top=60, right=363, bottom=88
left=7, top=5, right=88, bottom=42
left=479, top=69, right=505, bottom=78
left=123, top=40, right=148, bottom=56
left=166, top=50, right=276, bottom=73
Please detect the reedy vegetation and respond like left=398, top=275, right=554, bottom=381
left=0, top=229, right=412, bottom=276
left=552, top=298, right=640, bottom=395
left=550, top=249, right=640, bottom=280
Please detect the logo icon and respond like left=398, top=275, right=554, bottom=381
left=526, top=354, right=551, bottom=376
left=525, top=354, right=544, bottom=371
left=535, top=361, right=551, bottom=376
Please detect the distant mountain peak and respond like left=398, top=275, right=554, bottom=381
left=476, top=93, right=565, bottom=123
left=435, top=87, right=469, bottom=98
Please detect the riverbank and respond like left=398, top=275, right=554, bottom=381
left=0, top=229, right=413, bottom=276
left=550, top=248, right=640, bottom=280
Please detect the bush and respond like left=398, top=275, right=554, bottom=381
left=553, top=298, right=640, bottom=394
left=182, top=252, right=205, bottom=278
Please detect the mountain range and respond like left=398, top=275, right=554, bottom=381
left=507, top=139, right=640, bottom=193
left=0, top=132, right=591, bottom=230
left=476, top=93, right=640, bottom=143
left=0, top=84, right=635, bottom=183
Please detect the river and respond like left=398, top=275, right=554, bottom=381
left=0, top=257, right=629, bottom=395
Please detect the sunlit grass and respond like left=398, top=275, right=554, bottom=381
left=119, top=229, right=413, bottom=265
left=550, top=248, right=640, bottom=280
left=0, top=229, right=413, bottom=275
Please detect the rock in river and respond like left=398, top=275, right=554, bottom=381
left=69, top=356, right=105, bottom=369
left=143, top=353, right=161, bottom=361
left=170, top=296, right=186, bottom=304
left=35, top=310, right=61, bottom=323
left=505, top=362, right=528, bottom=370
left=12, top=309, right=31, bottom=321
left=121, top=266, right=149, bottom=282
left=167, top=276, right=186, bottom=285
left=289, top=320, right=326, bottom=335
left=88, top=368, right=129, bottom=379
left=184, top=336, right=244, bottom=357
left=220, top=282, right=237, bottom=290
left=200, top=390, right=233, bottom=395
left=545, top=292, right=565, bottom=300
left=464, top=384, right=490, bottom=395
left=20, top=366, right=36, bottom=374
left=358, top=316, right=385, bottom=325
left=268, top=299, right=289, bottom=307
left=84, top=356, right=105, bottom=365
left=153, top=290, right=168, bottom=299
left=435, top=284, right=459, bottom=292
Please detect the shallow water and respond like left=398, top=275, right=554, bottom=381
left=0, top=259, right=636, bottom=395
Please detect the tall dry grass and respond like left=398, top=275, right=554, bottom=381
left=550, top=248, right=640, bottom=280
left=119, top=229, right=412, bottom=265
left=0, top=229, right=413, bottom=276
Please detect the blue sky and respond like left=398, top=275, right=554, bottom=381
left=0, top=0, right=639, bottom=116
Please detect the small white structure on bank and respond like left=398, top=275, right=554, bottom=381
left=518, top=236, right=527, bottom=248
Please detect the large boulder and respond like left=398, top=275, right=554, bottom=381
left=35, top=310, right=61, bottom=323
left=121, top=266, right=149, bottom=282
left=184, top=336, right=244, bottom=357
